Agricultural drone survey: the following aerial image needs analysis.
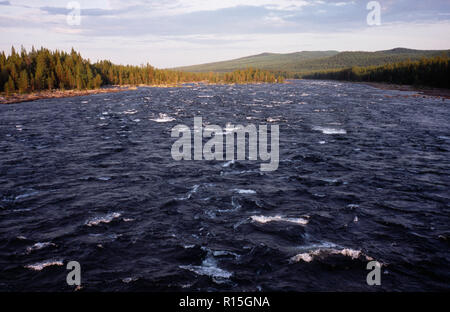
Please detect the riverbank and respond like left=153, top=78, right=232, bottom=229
left=359, top=82, right=450, bottom=100
left=0, top=81, right=286, bottom=104
left=0, top=86, right=135, bottom=104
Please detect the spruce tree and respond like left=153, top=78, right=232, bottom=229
left=18, top=70, right=29, bottom=93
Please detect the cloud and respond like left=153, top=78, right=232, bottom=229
left=40, top=6, right=120, bottom=17
left=0, top=0, right=449, bottom=67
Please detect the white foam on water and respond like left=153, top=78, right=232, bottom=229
left=179, top=254, right=232, bottom=280
left=12, top=208, right=32, bottom=212
left=15, top=190, right=39, bottom=201
left=320, top=178, right=339, bottom=184
left=85, top=212, right=122, bottom=227
left=290, top=242, right=373, bottom=263
left=223, top=159, right=235, bottom=167
left=250, top=215, right=309, bottom=226
left=233, top=189, right=256, bottom=194
left=26, top=242, right=56, bottom=254
left=122, top=109, right=137, bottom=115
left=122, top=277, right=139, bottom=283
left=150, top=113, right=175, bottom=123
left=25, top=260, right=63, bottom=271
left=347, top=204, right=360, bottom=210
left=292, top=253, right=314, bottom=262
left=212, top=250, right=240, bottom=259
left=271, top=100, right=291, bottom=105
left=312, top=126, right=347, bottom=135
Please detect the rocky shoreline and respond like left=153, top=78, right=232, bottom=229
left=0, top=86, right=135, bottom=105
left=361, top=82, right=450, bottom=100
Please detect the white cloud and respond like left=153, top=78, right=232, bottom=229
left=112, top=0, right=313, bottom=16
left=0, top=0, right=449, bottom=67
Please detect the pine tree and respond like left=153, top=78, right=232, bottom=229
left=47, top=72, right=55, bottom=90
left=93, top=74, right=102, bottom=89
left=4, top=76, right=15, bottom=95
left=18, top=70, right=29, bottom=93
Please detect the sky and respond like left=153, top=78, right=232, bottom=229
left=0, top=0, right=449, bottom=68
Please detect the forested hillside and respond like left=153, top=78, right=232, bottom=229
left=302, top=56, right=449, bottom=88
left=174, top=48, right=450, bottom=74
left=174, top=51, right=339, bottom=73
left=292, top=48, right=450, bottom=73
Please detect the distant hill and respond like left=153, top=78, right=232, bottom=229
left=174, top=48, right=450, bottom=74
left=173, top=51, right=339, bottom=73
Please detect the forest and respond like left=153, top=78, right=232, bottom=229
left=0, top=46, right=284, bottom=95
left=302, top=56, right=449, bottom=88
left=174, top=48, right=449, bottom=74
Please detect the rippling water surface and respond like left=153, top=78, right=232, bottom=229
left=0, top=80, right=449, bottom=291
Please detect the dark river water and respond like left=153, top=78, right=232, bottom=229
left=0, top=80, right=449, bottom=291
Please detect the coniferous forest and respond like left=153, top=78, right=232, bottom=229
left=302, top=56, right=450, bottom=88
left=0, top=47, right=284, bottom=95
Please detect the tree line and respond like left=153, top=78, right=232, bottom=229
left=302, top=56, right=449, bottom=88
left=0, top=46, right=284, bottom=95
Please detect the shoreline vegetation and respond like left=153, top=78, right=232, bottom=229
left=0, top=46, right=284, bottom=104
left=301, top=56, right=449, bottom=89
left=360, top=82, right=450, bottom=100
